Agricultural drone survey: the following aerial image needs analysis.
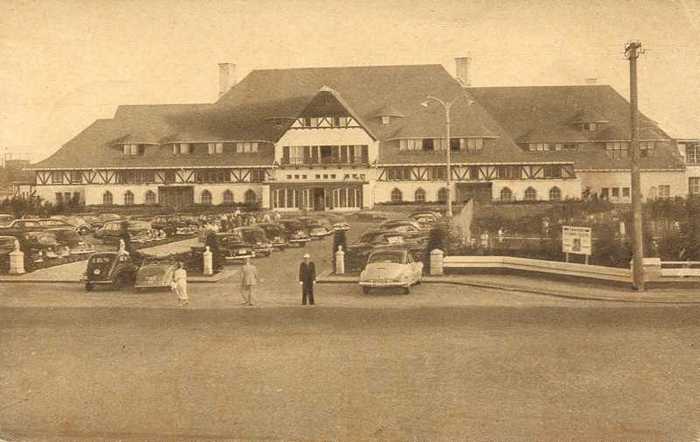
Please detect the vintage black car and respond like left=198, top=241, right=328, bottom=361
left=277, top=219, right=310, bottom=247
left=296, top=217, right=333, bottom=239
left=94, top=220, right=153, bottom=244
left=233, top=227, right=273, bottom=257
left=257, top=223, right=289, bottom=250
left=214, top=232, right=256, bottom=262
left=83, top=252, right=138, bottom=291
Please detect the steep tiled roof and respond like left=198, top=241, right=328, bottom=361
left=469, top=85, right=683, bottom=170
left=35, top=64, right=534, bottom=169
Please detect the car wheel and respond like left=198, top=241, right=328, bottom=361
left=402, top=286, right=410, bottom=295
left=362, top=286, right=371, bottom=294
left=85, top=282, right=94, bottom=292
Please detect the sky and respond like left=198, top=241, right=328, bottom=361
left=1, top=0, right=699, bottom=162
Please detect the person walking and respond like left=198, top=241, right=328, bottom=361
left=298, top=253, right=316, bottom=305
left=240, top=257, right=259, bottom=306
left=172, top=262, right=189, bottom=306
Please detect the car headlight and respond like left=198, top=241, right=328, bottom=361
left=93, top=269, right=101, bottom=275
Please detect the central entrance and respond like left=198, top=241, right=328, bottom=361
left=312, top=188, right=325, bottom=211
left=158, top=186, right=194, bottom=209
left=271, top=184, right=363, bottom=211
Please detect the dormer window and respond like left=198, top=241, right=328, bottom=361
left=173, top=143, right=191, bottom=155
left=381, top=116, right=391, bottom=125
left=123, top=144, right=144, bottom=156
left=208, top=142, right=224, bottom=154
left=583, top=122, right=597, bottom=131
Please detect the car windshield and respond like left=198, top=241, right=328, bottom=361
left=91, top=256, right=114, bottom=264
left=52, top=229, right=80, bottom=241
left=368, top=251, right=405, bottom=264
left=240, top=229, right=266, bottom=242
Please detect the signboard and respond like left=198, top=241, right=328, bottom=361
left=562, top=226, right=592, bottom=256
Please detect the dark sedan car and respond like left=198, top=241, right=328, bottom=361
left=277, top=219, right=311, bottom=247
left=82, top=252, right=138, bottom=291
left=257, top=223, right=289, bottom=250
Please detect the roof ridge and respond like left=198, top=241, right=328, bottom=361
left=251, top=63, right=443, bottom=73
left=469, top=84, right=612, bottom=89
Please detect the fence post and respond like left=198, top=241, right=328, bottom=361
left=203, top=246, right=213, bottom=276
left=335, top=246, right=345, bottom=275
left=430, top=249, right=444, bottom=276
left=9, top=239, right=25, bottom=275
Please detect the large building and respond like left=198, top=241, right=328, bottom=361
left=28, top=60, right=688, bottom=210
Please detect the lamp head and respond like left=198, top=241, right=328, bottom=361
left=421, top=101, right=430, bottom=108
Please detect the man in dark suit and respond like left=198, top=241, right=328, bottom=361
left=298, top=253, right=316, bottom=305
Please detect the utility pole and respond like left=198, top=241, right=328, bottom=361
left=625, top=40, right=645, bottom=291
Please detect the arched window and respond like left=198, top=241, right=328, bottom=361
left=103, top=191, right=113, bottom=206
left=549, top=186, right=561, bottom=201
left=414, top=188, right=426, bottom=202
left=437, top=187, right=449, bottom=203
left=223, top=190, right=234, bottom=205
left=124, top=191, right=135, bottom=206
left=244, top=189, right=257, bottom=205
left=391, top=188, right=402, bottom=203
left=524, top=187, right=537, bottom=201
left=500, top=187, right=513, bottom=202
left=201, top=190, right=212, bottom=205
left=144, top=190, right=157, bottom=205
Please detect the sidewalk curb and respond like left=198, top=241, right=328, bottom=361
left=316, top=272, right=700, bottom=305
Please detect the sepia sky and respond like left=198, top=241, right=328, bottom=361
left=1, top=0, right=699, bottom=161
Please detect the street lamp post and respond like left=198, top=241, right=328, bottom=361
left=422, top=95, right=460, bottom=217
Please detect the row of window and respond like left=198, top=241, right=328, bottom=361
left=526, top=143, right=578, bottom=152
left=686, top=144, right=700, bottom=164
left=292, top=116, right=358, bottom=129
left=399, top=138, right=484, bottom=152
left=101, top=189, right=258, bottom=206
left=284, top=173, right=366, bottom=180
left=391, top=187, right=450, bottom=203
left=173, top=142, right=259, bottom=155
left=605, top=142, right=655, bottom=160
left=49, top=169, right=266, bottom=185
left=600, top=187, right=631, bottom=199
left=690, top=178, right=700, bottom=195
left=281, top=145, right=369, bottom=165
left=499, top=187, right=562, bottom=202
left=384, top=165, right=563, bottom=181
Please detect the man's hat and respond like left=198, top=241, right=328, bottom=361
left=303, top=253, right=310, bottom=258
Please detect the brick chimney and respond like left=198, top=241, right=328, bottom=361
left=218, top=63, right=237, bottom=97
left=455, top=56, right=471, bottom=87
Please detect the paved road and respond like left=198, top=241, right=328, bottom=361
left=1, top=305, right=698, bottom=441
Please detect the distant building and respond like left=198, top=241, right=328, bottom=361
left=26, top=59, right=688, bottom=209
left=676, top=139, right=700, bottom=197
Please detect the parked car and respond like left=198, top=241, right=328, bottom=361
left=277, top=219, right=311, bottom=247
left=333, top=222, right=351, bottom=232
left=257, top=223, right=289, bottom=250
left=51, top=215, right=92, bottom=234
left=409, top=211, right=441, bottom=230
left=233, top=227, right=273, bottom=257
left=95, top=220, right=153, bottom=244
left=297, top=217, right=333, bottom=239
left=83, top=252, right=138, bottom=291
left=214, top=232, right=256, bottom=262
left=0, top=214, right=15, bottom=227
left=24, top=231, right=61, bottom=258
left=359, top=247, right=423, bottom=294
left=48, top=227, right=95, bottom=256
left=134, top=259, right=178, bottom=290
left=0, top=218, right=75, bottom=238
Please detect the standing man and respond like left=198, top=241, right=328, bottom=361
left=298, top=253, right=316, bottom=305
left=240, top=257, right=259, bottom=306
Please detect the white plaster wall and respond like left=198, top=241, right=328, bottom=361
left=373, top=179, right=581, bottom=203
left=578, top=170, right=688, bottom=200
left=492, top=179, right=581, bottom=201
left=274, top=128, right=378, bottom=162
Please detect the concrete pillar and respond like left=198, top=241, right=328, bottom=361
left=9, top=239, right=25, bottom=274
left=203, top=246, right=213, bottom=276
left=430, top=249, right=444, bottom=276
left=641, top=257, right=661, bottom=282
left=335, top=246, right=345, bottom=275
left=261, top=185, right=271, bottom=209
